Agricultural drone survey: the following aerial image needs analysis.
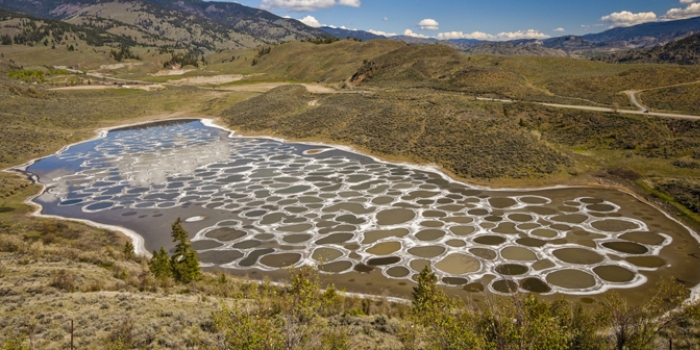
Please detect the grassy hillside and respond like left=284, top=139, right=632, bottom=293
left=640, top=83, right=700, bottom=115
left=249, top=39, right=405, bottom=83
left=461, top=41, right=568, bottom=57
left=5, top=37, right=700, bottom=347
left=221, top=86, right=570, bottom=180
left=242, top=41, right=700, bottom=109
left=353, top=46, right=700, bottom=107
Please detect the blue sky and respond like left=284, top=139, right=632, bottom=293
left=220, top=0, right=700, bottom=40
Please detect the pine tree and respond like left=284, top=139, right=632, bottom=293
left=123, top=241, right=135, bottom=260
left=170, top=218, right=201, bottom=283
left=148, top=247, right=171, bottom=279
left=412, top=265, right=439, bottom=314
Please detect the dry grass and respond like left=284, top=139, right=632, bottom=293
left=3, top=35, right=700, bottom=349
left=205, top=41, right=700, bottom=113
left=640, top=83, right=700, bottom=115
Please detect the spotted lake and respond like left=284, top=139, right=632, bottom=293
left=21, top=119, right=700, bottom=299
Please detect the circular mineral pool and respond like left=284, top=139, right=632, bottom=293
left=520, top=278, right=552, bottom=293
left=593, top=265, right=636, bottom=283
left=495, top=264, right=528, bottom=276
left=602, top=242, right=649, bottom=255
left=546, top=270, right=597, bottom=289
left=408, top=246, right=446, bottom=258
left=552, top=248, right=604, bottom=265
left=435, top=254, right=481, bottom=275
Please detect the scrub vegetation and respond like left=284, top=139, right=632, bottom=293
left=2, top=203, right=700, bottom=350
left=222, top=86, right=571, bottom=180
left=3, top=20, right=700, bottom=348
left=639, top=83, right=700, bottom=115
left=221, top=85, right=700, bottom=229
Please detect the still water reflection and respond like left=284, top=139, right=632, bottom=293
left=24, top=120, right=700, bottom=296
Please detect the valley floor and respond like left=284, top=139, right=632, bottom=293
left=3, top=41, right=700, bottom=348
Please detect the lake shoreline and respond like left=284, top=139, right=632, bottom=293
left=7, top=115, right=700, bottom=301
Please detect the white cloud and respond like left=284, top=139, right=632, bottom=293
left=437, top=31, right=493, bottom=40
left=600, top=10, right=657, bottom=27
left=383, top=17, right=389, bottom=21
left=337, top=0, right=361, bottom=7
left=367, top=29, right=396, bottom=37
left=298, top=15, right=322, bottom=27
left=403, top=29, right=429, bottom=38
left=497, top=29, right=549, bottom=40
left=664, top=2, right=700, bottom=19
left=437, top=29, right=549, bottom=41
left=418, top=19, right=440, bottom=30
left=680, top=0, right=697, bottom=4
left=554, top=27, right=565, bottom=32
left=260, top=0, right=360, bottom=12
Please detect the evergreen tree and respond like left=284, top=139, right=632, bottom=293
left=0, top=34, right=12, bottom=46
left=170, top=218, right=201, bottom=283
left=148, top=247, right=172, bottom=279
left=412, top=265, right=440, bottom=314
left=123, top=241, right=135, bottom=260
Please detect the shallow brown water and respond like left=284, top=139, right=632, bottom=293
left=24, top=120, right=700, bottom=299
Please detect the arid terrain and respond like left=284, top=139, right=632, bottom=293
left=2, top=2, right=700, bottom=348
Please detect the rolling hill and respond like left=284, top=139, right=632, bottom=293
left=461, top=40, right=568, bottom=57
left=141, top=0, right=330, bottom=42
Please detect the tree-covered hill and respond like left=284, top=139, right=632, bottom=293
left=0, top=0, right=329, bottom=50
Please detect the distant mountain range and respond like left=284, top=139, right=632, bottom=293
left=0, top=0, right=699, bottom=58
left=591, top=32, right=700, bottom=65
left=319, top=26, right=386, bottom=41
left=320, top=16, right=700, bottom=58
left=582, top=16, right=700, bottom=46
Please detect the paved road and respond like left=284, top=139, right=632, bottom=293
left=476, top=97, right=700, bottom=120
